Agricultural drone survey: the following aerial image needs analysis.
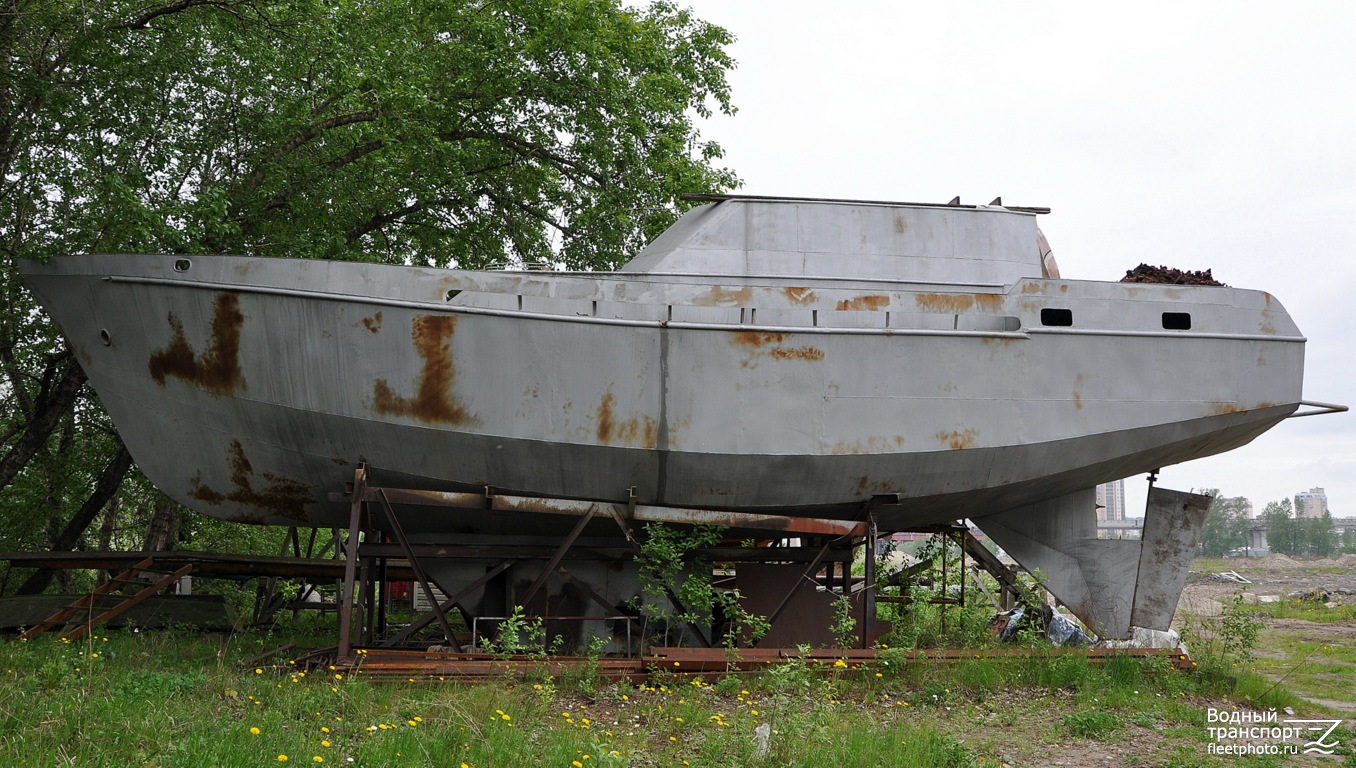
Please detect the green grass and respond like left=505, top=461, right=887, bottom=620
left=1, top=624, right=1351, bottom=767
left=1241, top=598, right=1356, bottom=624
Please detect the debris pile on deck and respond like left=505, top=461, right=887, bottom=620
left=1120, top=264, right=1224, bottom=286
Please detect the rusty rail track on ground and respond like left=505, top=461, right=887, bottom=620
left=311, top=645, right=1192, bottom=682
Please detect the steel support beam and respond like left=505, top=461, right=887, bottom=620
left=375, top=490, right=461, bottom=651
left=862, top=512, right=877, bottom=649
left=337, top=468, right=367, bottom=660
left=763, top=539, right=834, bottom=633
left=520, top=507, right=596, bottom=608
left=382, top=560, right=514, bottom=647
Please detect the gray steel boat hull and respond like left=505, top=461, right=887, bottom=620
left=22, top=250, right=1303, bottom=532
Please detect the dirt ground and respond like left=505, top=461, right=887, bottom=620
left=1178, top=553, right=1356, bottom=621
left=910, top=554, right=1356, bottom=766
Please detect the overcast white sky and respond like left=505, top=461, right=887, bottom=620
left=679, top=0, right=1356, bottom=517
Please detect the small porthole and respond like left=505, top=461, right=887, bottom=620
left=173, top=258, right=191, bottom=272
left=445, top=289, right=461, bottom=302
left=1162, top=312, right=1191, bottom=330
left=99, top=329, right=112, bottom=346
left=1040, top=308, right=1073, bottom=327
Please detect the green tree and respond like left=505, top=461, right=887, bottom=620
left=0, top=0, right=738, bottom=586
left=1199, top=489, right=1252, bottom=558
left=1302, top=511, right=1338, bottom=558
left=1261, top=498, right=1300, bottom=556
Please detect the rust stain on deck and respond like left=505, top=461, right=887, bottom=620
left=362, top=311, right=383, bottom=334
left=973, top=294, right=1003, bottom=312
left=936, top=428, right=978, bottom=450
left=732, top=331, right=787, bottom=348
left=914, top=293, right=1003, bottom=314
left=836, top=295, right=890, bottom=311
left=189, top=440, right=313, bottom=522
left=693, top=285, right=752, bottom=307
left=769, top=346, right=825, bottom=361
left=148, top=292, right=246, bottom=395
left=372, top=314, right=479, bottom=426
left=784, top=287, right=818, bottom=305
left=731, top=331, right=822, bottom=365
left=915, top=293, right=974, bottom=313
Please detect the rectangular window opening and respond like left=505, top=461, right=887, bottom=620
left=1162, top=312, right=1191, bottom=330
left=1040, top=308, right=1073, bottom=327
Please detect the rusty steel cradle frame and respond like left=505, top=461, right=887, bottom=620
left=329, top=466, right=1034, bottom=661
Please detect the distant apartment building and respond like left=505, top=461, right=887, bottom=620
left=1295, top=487, right=1329, bottom=519
left=1096, top=479, right=1127, bottom=521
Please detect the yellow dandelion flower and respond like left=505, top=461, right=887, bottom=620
left=321, top=727, right=330, bottom=734
left=250, top=727, right=261, bottom=735
left=277, top=756, right=288, bottom=763
left=573, top=763, right=583, bottom=768
left=668, top=736, right=677, bottom=742
left=414, top=717, right=422, bottom=722
left=256, top=668, right=264, bottom=675
left=312, top=757, right=323, bottom=764
left=321, top=740, right=330, bottom=748
left=334, top=674, right=342, bottom=680
left=409, top=720, right=418, bottom=727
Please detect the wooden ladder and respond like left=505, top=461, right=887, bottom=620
left=18, top=557, right=194, bottom=641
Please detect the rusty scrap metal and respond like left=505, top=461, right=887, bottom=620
left=357, top=487, right=866, bottom=538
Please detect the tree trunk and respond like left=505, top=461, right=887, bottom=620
left=95, top=497, right=121, bottom=587
left=0, top=353, right=87, bottom=493
left=14, top=440, right=133, bottom=595
left=142, top=493, right=181, bottom=552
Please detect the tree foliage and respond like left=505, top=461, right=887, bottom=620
left=1199, top=489, right=1251, bottom=558
left=1261, top=498, right=1340, bottom=558
left=0, top=0, right=738, bottom=586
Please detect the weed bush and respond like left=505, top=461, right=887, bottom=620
left=1061, top=710, right=1123, bottom=740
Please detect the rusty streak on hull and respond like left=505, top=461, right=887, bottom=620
left=148, top=291, right=246, bottom=395
left=372, top=314, right=478, bottom=427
